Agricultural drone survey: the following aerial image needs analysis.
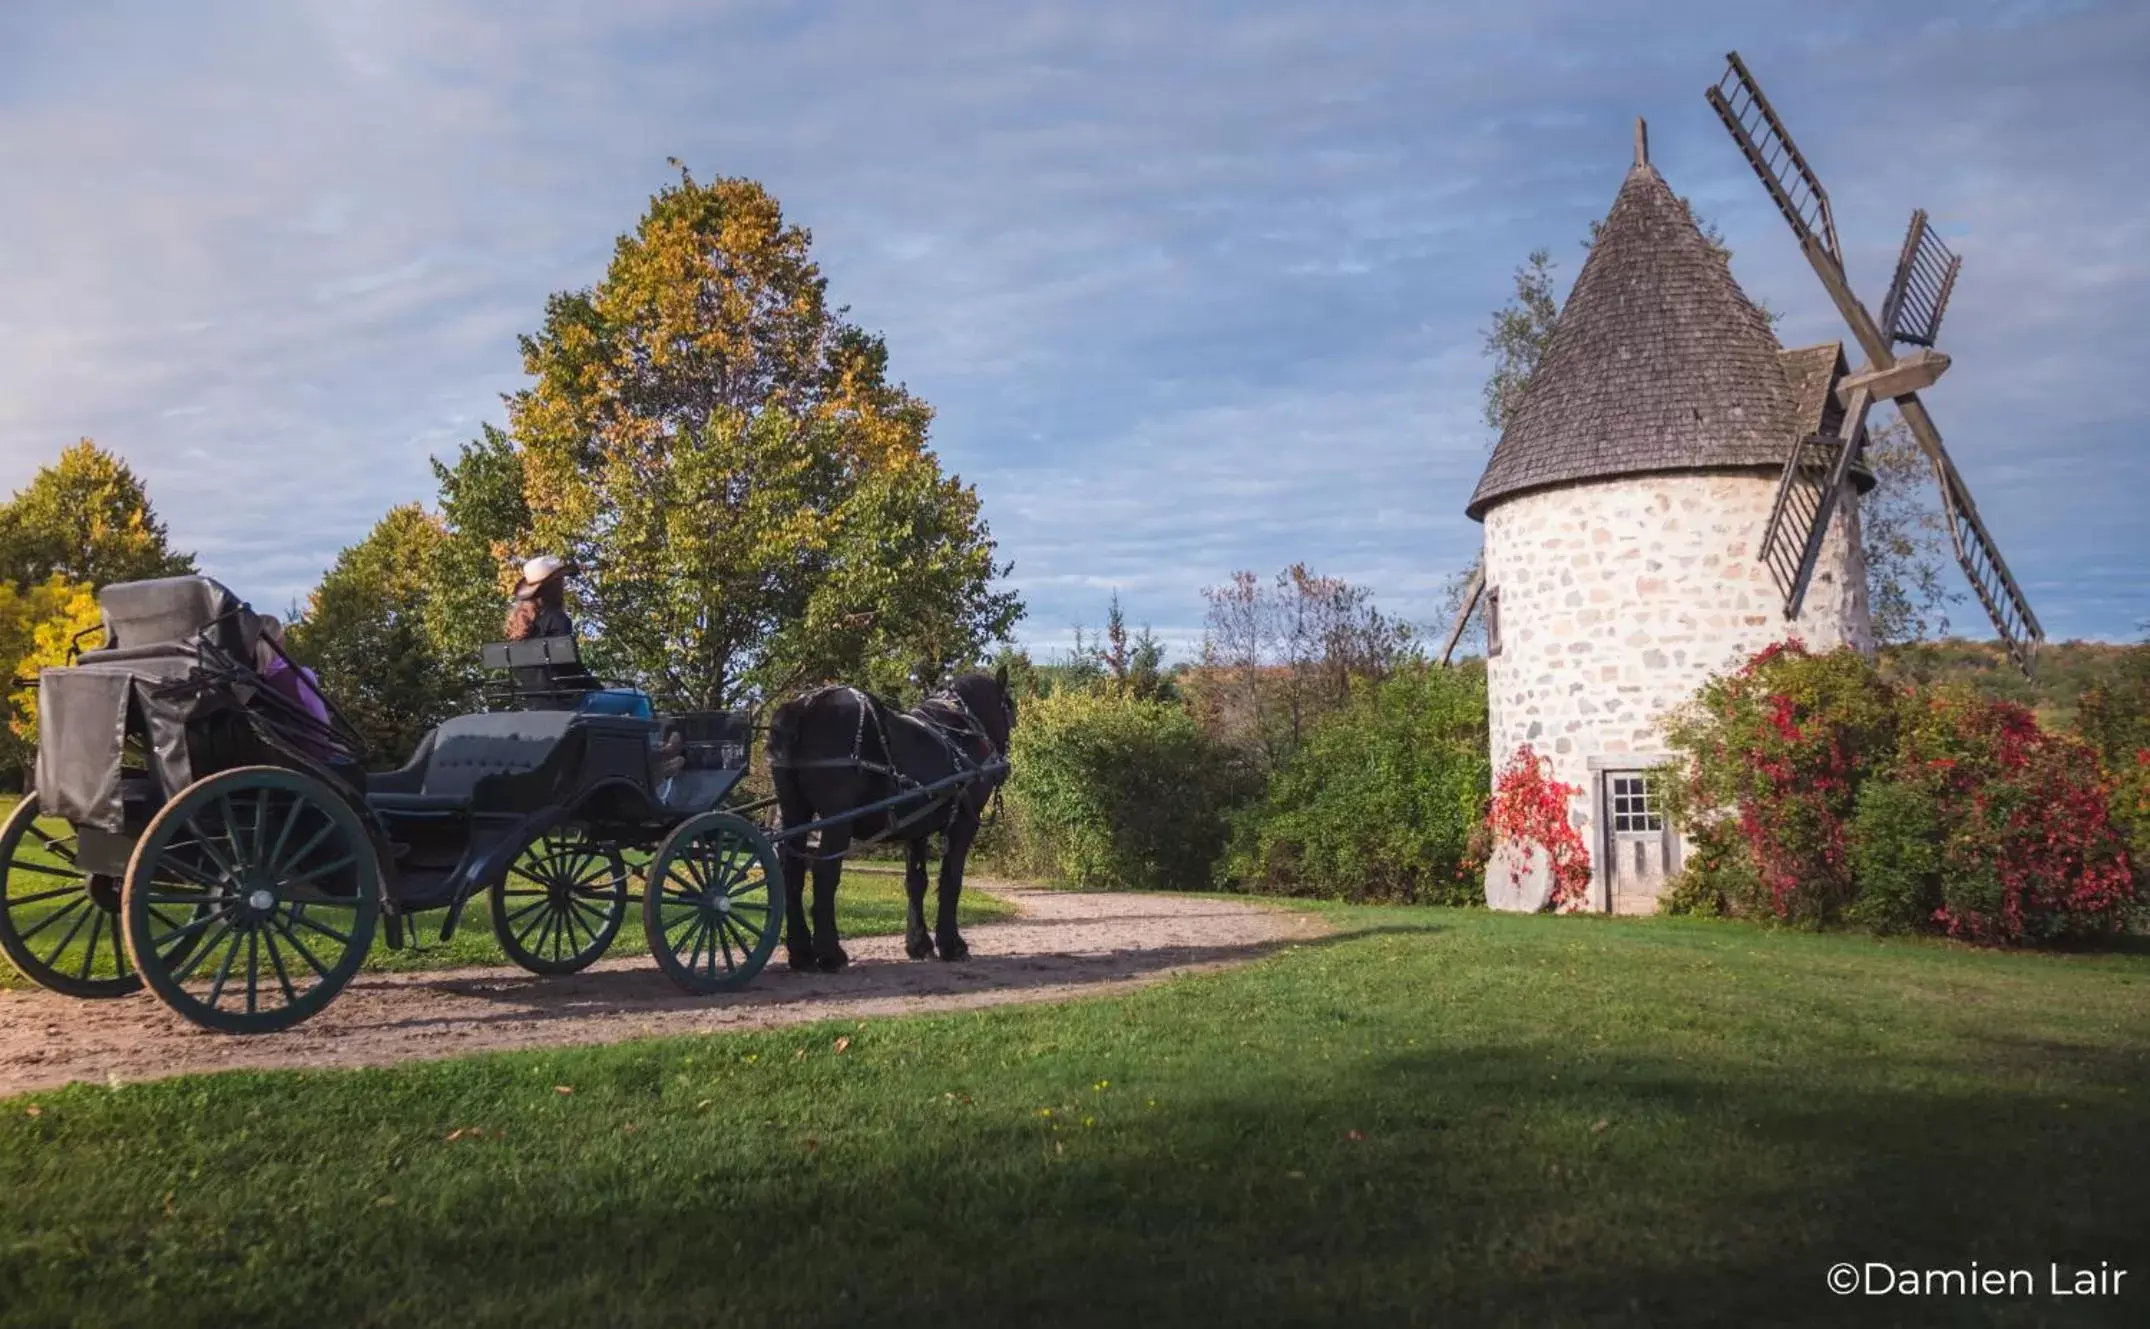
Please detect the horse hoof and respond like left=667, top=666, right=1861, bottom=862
left=816, top=946, right=850, bottom=973
left=787, top=948, right=818, bottom=973
left=905, top=934, right=936, bottom=961
left=936, top=936, right=971, bottom=962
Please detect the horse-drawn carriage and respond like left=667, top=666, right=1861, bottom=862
left=0, top=575, right=786, bottom=1033
left=0, top=576, right=1010, bottom=1034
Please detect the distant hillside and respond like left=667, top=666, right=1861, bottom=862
left=1879, top=638, right=2145, bottom=731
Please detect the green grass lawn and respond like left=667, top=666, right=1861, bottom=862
left=3, top=906, right=2146, bottom=1328
left=0, top=791, right=1014, bottom=989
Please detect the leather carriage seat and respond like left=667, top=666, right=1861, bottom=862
left=367, top=711, right=579, bottom=812
left=82, top=575, right=259, bottom=663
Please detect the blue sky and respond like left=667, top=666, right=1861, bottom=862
left=2, top=0, right=2144, bottom=659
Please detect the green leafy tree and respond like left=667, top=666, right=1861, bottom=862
left=1481, top=249, right=1561, bottom=435
left=286, top=506, right=473, bottom=763
left=1858, top=414, right=1961, bottom=645
left=0, top=440, right=195, bottom=588
left=423, top=425, right=531, bottom=670
left=503, top=167, right=1020, bottom=707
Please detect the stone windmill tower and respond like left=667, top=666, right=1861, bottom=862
left=1459, top=120, right=1875, bottom=915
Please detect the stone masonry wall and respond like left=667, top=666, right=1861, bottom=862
left=1480, top=469, right=1873, bottom=901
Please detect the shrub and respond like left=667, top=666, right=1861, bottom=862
left=1004, top=689, right=1254, bottom=890
left=1666, top=641, right=2137, bottom=947
left=1659, top=641, right=1900, bottom=925
left=1851, top=688, right=2135, bottom=946
left=1658, top=818, right=1747, bottom=918
left=2074, top=645, right=2150, bottom=897
left=1485, top=746, right=1591, bottom=912
left=1228, top=665, right=1488, bottom=904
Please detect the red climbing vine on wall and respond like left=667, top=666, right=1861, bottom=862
left=1487, top=746, right=1592, bottom=912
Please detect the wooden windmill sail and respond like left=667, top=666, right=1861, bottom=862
left=1706, top=51, right=2043, bottom=676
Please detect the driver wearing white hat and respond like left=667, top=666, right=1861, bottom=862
left=504, top=554, right=579, bottom=642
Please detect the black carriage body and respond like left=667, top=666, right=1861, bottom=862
left=30, top=578, right=757, bottom=918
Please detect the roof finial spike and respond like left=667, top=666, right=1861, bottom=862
left=1634, top=117, right=1649, bottom=168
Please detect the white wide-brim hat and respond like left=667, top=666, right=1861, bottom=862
left=512, top=554, right=576, bottom=600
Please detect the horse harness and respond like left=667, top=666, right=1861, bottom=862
left=771, top=685, right=1008, bottom=860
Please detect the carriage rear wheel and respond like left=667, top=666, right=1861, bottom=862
left=0, top=790, right=200, bottom=998
left=122, top=766, right=381, bottom=1034
left=490, top=823, right=628, bottom=975
left=643, top=811, right=781, bottom=994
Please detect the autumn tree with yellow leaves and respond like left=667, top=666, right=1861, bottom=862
left=425, top=168, right=1021, bottom=708
left=0, top=441, right=196, bottom=776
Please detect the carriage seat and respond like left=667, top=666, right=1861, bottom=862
left=366, top=710, right=579, bottom=813
left=78, top=575, right=259, bottom=663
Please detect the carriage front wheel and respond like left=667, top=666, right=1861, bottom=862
left=643, top=811, right=780, bottom=994
left=122, top=766, right=381, bottom=1034
left=490, top=822, right=628, bottom=975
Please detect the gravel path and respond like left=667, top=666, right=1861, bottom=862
left=0, top=883, right=1323, bottom=1096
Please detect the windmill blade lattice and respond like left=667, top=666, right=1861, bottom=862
left=1879, top=210, right=1963, bottom=348
left=1706, top=52, right=1842, bottom=265
left=1756, top=394, right=1874, bottom=617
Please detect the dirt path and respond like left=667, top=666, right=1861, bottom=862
left=0, top=884, right=1323, bottom=1097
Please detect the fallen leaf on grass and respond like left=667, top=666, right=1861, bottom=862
left=696, top=1098, right=714, bottom=1111
left=833, top=1036, right=851, bottom=1054
left=1344, top=1130, right=1365, bottom=1142
left=802, top=1137, right=819, bottom=1153
left=375, top=1196, right=397, bottom=1207
left=1591, top=1119, right=1609, bottom=1134
left=1287, top=1170, right=1305, bottom=1180
left=553, top=1085, right=574, bottom=1095
left=22, top=1105, right=40, bottom=1118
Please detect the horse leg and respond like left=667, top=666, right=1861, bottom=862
left=935, top=810, right=977, bottom=962
left=810, top=824, right=851, bottom=972
left=775, top=781, right=816, bottom=972
left=904, top=837, right=935, bottom=960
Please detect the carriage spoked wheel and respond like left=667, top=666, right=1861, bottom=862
left=0, top=790, right=206, bottom=998
left=642, top=811, right=781, bottom=994
left=490, top=822, right=628, bottom=975
left=121, top=766, right=381, bottom=1034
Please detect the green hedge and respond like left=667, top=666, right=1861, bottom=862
left=1227, top=664, right=1489, bottom=904
left=1001, top=690, right=1255, bottom=890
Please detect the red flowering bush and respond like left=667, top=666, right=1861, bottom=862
left=1658, top=641, right=1900, bottom=925
left=1486, top=746, right=1590, bottom=912
left=1851, top=688, right=2134, bottom=945
left=1664, top=641, right=2137, bottom=947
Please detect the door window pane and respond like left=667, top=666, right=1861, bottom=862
left=1610, top=773, right=1663, bottom=833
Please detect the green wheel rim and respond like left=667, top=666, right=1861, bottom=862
left=0, top=790, right=198, bottom=997
left=491, top=823, right=627, bottom=975
left=123, top=766, right=380, bottom=1034
left=643, top=811, right=780, bottom=994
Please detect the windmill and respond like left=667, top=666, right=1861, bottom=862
left=1706, top=51, right=2043, bottom=676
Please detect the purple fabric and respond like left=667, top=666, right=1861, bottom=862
left=263, top=659, right=333, bottom=729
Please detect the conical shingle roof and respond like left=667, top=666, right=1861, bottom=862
left=1467, top=152, right=1817, bottom=520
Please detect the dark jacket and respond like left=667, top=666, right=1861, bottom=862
left=505, top=600, right=575, bottom=642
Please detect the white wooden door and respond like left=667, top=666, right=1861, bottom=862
left=1602, top=771, right=1674, bottom=915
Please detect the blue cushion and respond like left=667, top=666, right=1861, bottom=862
left=580, top=688, right=653, bottom=720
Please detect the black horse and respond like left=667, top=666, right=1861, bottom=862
left=766, top=668, right=1015, bottom=972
